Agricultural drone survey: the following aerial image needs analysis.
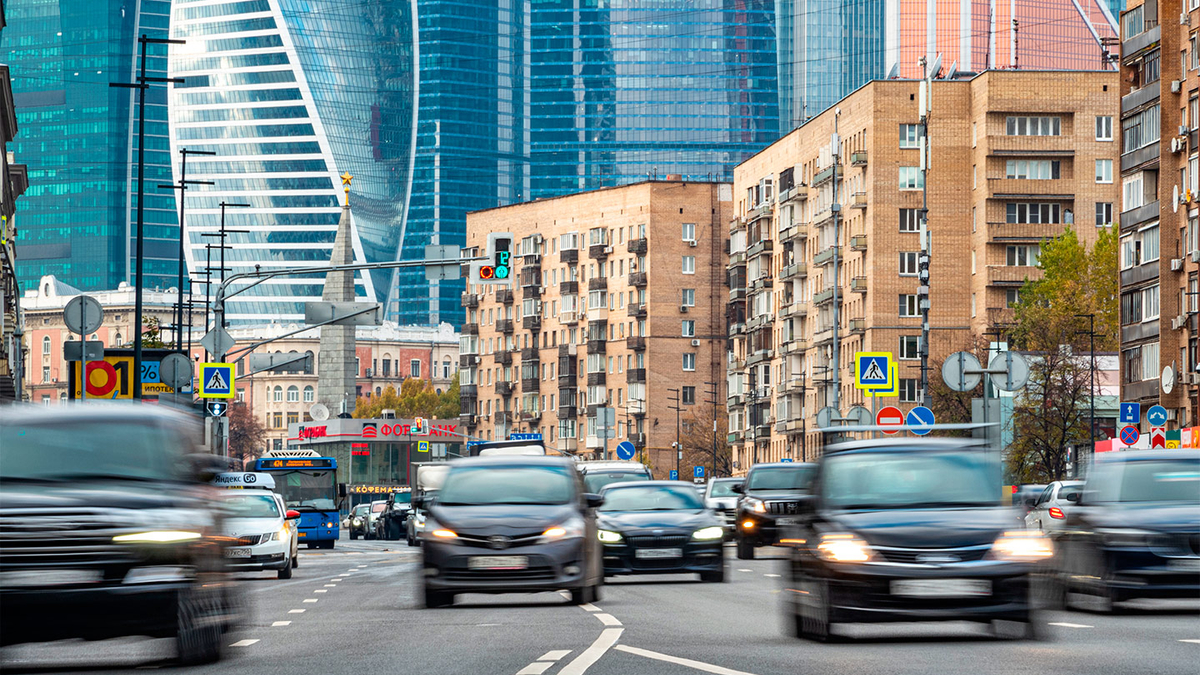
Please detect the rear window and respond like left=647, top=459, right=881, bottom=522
left=584, top=470, right=650, bottom=493
left=1085, top=458, right=1200, bottom=503
left=371, top=503, right=387, bottom=513
left=708, top=480, right=743, bottom=497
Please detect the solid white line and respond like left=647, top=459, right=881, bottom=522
left=614, top=645, right=758, bottom=675
left=764, top=573, right=781, bottom=578
left=516, top=663, right=554, bottom=675
left=288, top=609, right=305, bottom=614
left=1180, top=639, right=1200, bottom=644
left=303, top=598, right=318, bottom=603
left=579, top=603, right=601, bottom=612
left=539, top=650, right=572, bottom=661
left=271, top=621, right=291, bottom=627
left=594, top=613, right=622, bottom=626
left=557, top=628, right=623, bottom=675
left=1048, top=622, right=1093, bottom=628
left=229, top=639, right=259, bottom=648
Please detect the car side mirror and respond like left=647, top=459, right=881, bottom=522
left=731, top=484, right=744, bottom=494
left=285, top=510, right=301, bottom=520
left=1065, top=492, right=1080, bottom=503
left=412, top=495, right=425, bottom=510
left=338, top=483, right=348, bottom=498
left=1023, top=496, right=1038, bottom=507
left=584, top=493, right=605, bottom=509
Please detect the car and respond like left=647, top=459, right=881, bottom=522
left=703, top=477, right=744, bottom=538
left=1024, top=480, right=1084, bottom=534
left=0, top=404, right=238, bottom=664
left=419, top=455, right=605, bottom=608
left=376, top=489, right=413, bottom=540
left=406, top=507, right=426, bottom=547
left=347, top=503, right=371, bottom=539
left=1048, top=449, right=1200, bottom=613
left=217, top=486, right=300, bottom=579
left=364, top=499, right=388, bottom=539
left=733, top=462, right=817, bottom=559
left=596, top=481, right=726, bottom=582
left=1012, top=483, right=1048, bottom=523
left=578, top=460, right=653, bottom=492
left=783, top=437, right=1049, bottom=641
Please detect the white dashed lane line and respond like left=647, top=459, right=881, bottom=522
left=271, top=621, right=291, bottom=627
left=229, top=639, right=259, bottom=648
left=594, top=613, right=622, bottom=627
left=303, top=598, right=318, bottom=603
left=763, top=574, right=781, bottom=578
left=737, top=568, right=752, bottom=572
left=1180, top=639, right=1200, bottom=644
left=579, top=603, right=601, bottom=612
left=288, top=609, right=305, bottom=614
left=314, top=589, right=328, bottom=593
left=1049, top=622, right=1094, bottom=628
left=558, top=628, right=623, bottom=675
left=324, top=584, right=337, bottom=587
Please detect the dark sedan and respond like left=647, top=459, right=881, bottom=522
left=419, top=456, right=605, bottom=608
left=1050, top=450, right=1200, bottom=612
left=596, top=482, right=726, bottom=582
left=734, top=462, right=816, bottom=559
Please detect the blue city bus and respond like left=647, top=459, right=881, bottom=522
left=254, top=457, right=342, bottom=549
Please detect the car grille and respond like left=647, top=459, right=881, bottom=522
left=454, top=531, right=545, bottom=550
left=1150, top=533, right=1200, bottom=557
left=766, top=501, right=800, bottom=516
left=626, top=534, right=690, bottom=547
left=442, top=565, right=557, bottom=583
left=873, top=546, right=990, bottom=565
left=235, top=534, right=264, bottom=546
left=0, top=509, right=135, bottom=571
left=718, top=509, right=736, bottom=526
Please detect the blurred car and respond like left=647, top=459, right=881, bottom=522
left=217, top=486, right=300, bottom=579
left=578, top=460, right=652, bottom=493
left=1024, top=480, right=1084, bottom=534
left=406, top=507, right=426, bottom=547
left=376, top=489, right=413, bottom=540
left=420, top=455, right=605, bottom=608
left=364, top=500, right=388, bottom=540
left=0, top=404, right=237, bottom=664
left=733, top=462, right=817, bottom=559
left=347, top=503, right=371, bottom=539
left=783, top=438, right=1048, bottom=641
left=704, top=477, right=744, bottom=538
left=596, top=481, right=725, bottom=581
left=1012, top=484, right=1048, bottom=522
left=1050, top=450, right=1200, bottom=612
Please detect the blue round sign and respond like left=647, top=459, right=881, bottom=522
left=615, top=441, right=636, bottom=461
left=1119, top=425, right=1140, bottom=445
left=1146, top=405, right=1169, bottom=427
left=906, top=406, right=935, bottom=436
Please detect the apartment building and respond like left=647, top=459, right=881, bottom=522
left=1119, top=0, right=1200, bottom=428
left=460, top=181, right=732, bottom=472
left=728, top=70, right=1119, bottom=471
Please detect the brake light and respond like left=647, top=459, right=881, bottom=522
left=1048, top=507, right=1065, bottom=519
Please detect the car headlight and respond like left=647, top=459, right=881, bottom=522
left=597, top=529, right=623, bottom=543
left=353, top=518, right=361, bottom=526
left=540, top=517, right=585, bottom=543
left=814, top=533, right=872, bottom=563
left=1098, top=527, right=1154, bottom=548
left=743, top=497, right=766, bottom=514
left=113, top=531, right=203, bottom=544
left=988, top=531, right=1054, bottom=562
left=692, top=526, right=724, bottom=541
left=278, top=527, right=290, bottom=541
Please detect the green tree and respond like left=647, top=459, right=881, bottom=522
left=352, top=384, right=400, bottom=418
left=1012, top=227, right=1117, bottom=352
left=1006, top=343, right=1092, bottom=483
left=434, top=377, right=460, bottom=419
left=129, top=316, right=169, bottom=348
left=679, top=402, right=734, bottom=478
left=352, top=378, right=458, bottom=419
left=928, top=336, right=990, bottom=437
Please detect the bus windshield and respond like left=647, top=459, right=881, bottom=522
left=273, top=469, right=336, bottom=511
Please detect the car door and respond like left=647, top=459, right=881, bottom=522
left=1026, top=485, right=1055, bottom=531
left=1044, top=483, right=1080, bottom=536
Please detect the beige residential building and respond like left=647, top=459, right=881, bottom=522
left=461, top=180, right=732, bottom=473
left=727, top=70, right=1119, bottom=471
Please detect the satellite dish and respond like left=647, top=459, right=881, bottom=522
left=1174, top=185, right=1181, bottom=213
left=886, top=62, right=900, bottom=79
left=310, top=403, right=330, bottom=421
left=929, top=53, right=943, bottom=80
left=945, top=59, right=958, bottom=80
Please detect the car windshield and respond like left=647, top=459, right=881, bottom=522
left=746, top=466, right=815, bottom=490
left=224, top=494, right=281, bottom=519
left=1085, top=458, right=1200, bottom=503
left=0, top=419, right=189, bottom=482
left=584, top=470, right=650, bottom=492
left=439, top=465, right=575, bottom=506
left=599, top=484, right=704, bottom=511
left=708, top=480, right=743, bottom=497
left=393, top=492, right=412, bottom=504
left=354, top=505, right=370, bottom=515
left=371, top=503, right=387, bottom=513
left=821, top=451, right=1000, bottom=509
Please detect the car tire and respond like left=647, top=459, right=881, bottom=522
left=736, top=539, right=755, bottom=560
left=406, top=532, right=416, bottom=547
left=700, top=565, right=726, bottom=582
left=292, top=552, right=299, bottom=569
left=350, top=531, right=358, bottom=540
left=278, top=558, right=293, bottom=579
left=797, top=573, right=834, bottom=642
left=176, top=585, right=223, bottom=665
left=423, top=585, right=454, bottom=609
left=991, top=614, right=1040, bottom=640
left=569, top=583, right=597, bottom=605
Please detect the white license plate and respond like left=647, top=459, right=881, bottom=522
left=776, top=517, right=798, bottom=526
left=0, top=569, right=101, bottom=587
left=224, top=548, right=252, bottom=559
left=891, top=579, right=992, bottom=597
left=1168, top=557, right=1200, bottom=571
left=635, top=548, right=683, bottom=559
left=468, top=556, right=528, bottom=570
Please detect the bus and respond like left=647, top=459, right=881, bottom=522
left=254, top=456, right=343, bottom=549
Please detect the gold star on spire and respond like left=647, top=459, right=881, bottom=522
left=340, top=172, right=353, bottom=188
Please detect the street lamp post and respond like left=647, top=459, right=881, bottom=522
left=667, top=387, right=681, bottom=478
left=1075, top=313, right=1096, bottom=474
left=158, top=148, right=215, bottom=351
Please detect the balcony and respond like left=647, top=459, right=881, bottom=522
left=521, top=378, right=539, bottom=393
left=523, top=315, right=542, bottom=331
left=987, top=265, right=1033, bottom=286
left=813, top=246, right=841, bottom=267
left=494, top=410, right=513, bottom=424
left=497, top=319, right=514, bottom=334
left=780, top=301, right=807, bottom=318
left=626, top=336, right=646, bottom=351
left=587, top=306, right=608, bottom=322
left=851, top=276, right=867, bottom=293
left=987, top=135, right=1075, bottom=157
left=728, top=216, right=745, bottom=235
left=779, top=222, right=808, bottom=242
left=748, top=313, right=774, bottom=331
left=627, top=238, right=647, bottom=254
left=750, top=276, right=773, bottom=292
left=1120, top=144, right=1159, bottom=173
left=747, top=349, right=774, bottom=366
left=782, top=338, right=808, bottom=355
left=813, top=288, right=837, bottom=306
left=1121, top=23, right=1160, bottom=62
left=747, top=239, right=774, bottom=259
left=519, top=409, right=541, bottom=423
left=1120, top=201, right=1160, bottom=232
left=522, top=285, right=541, bottom=300
left=729, top=287, right=747, bottom=301
left=587, top=339, right=606, bottom=354
left=850, top=234, right=868, bottom=251
left=1121, top=84, right=1161, bottom=114
left=493, top=350, right=512, bottom=365
left=559, top=311, right=579, bottom=326
left=727, top=393, right=744, bottom=408
left=495, top=381, right=513, bottom=397
left=728, top=250, right=746, bottom=267
left=496, top=289, right=514, bottom=304
left=813, top=164, right=835, bottom=186
left=588, top=277, right=608, bottom=291
left=557, top=405, right=576, bottom=420
left=728, top=321, right=746, bottom=337
left=521, top=347, right=540, bottom=362
left=779, top=377, right=805, bottom=394
left=521, top=251, right=543, bottom=265
left=459, top=354, right=480, bottom=367
left=813, top=206, right=835, bottom=229
left=459, top=384, right=478, bottom=399
left=850, top=150, right=868, bottom=166
left=560, top=280, right=578, bottom=295
left=462, top=322, right=479, bottom=335
left=460, top=413, right=477, bottom=427
left=780, top=262, right=807, bottom=280
left=778, top=184, right=809, bottom=204
left=461, top=292, right=479, bottom=309
left=560, top=248, right=578, bottom=264
left=748, top=202, right=773, bottom=223
left=849, top=318, right=866, bottom=334
left=850, top=192, right=868, bottom=209
left=626, top=368, right=646, bottom=383
left=627, top=303, right=647, bottom=318
left=589, top=243, right=611, bottom=259
left=628, top=271, right=647, bottom=287
left=587, top=371, right=606, bottom=386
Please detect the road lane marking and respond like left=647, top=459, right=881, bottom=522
left=579, top=603, right=601, bottom=612
left=288, top=609, right=306, bottom=614
left=594, top=613, right=622, bottom=626
left=516, top=664, right=554, bottom=675
left=558, top=628, right=623, bottom=675
left=737, top=568, right=752, bottom=572
left=324, top=584, right=337, bottom=587
left=229, top=639, right=259, bottom=648
left=764, top=574, right=780, bottom=578
left=271, top=621, right=291, bottom=627
left=1048, top=622, right=1093, bottom=628
left=1180, top=639, right=1200, bottom=644
left=614, top=645, right=758, bottom=675
left=314, top=589, right=328, bottom=593
left=539, top=650, right=572, bottom=661
left=303, top=598, right=318, bottom=603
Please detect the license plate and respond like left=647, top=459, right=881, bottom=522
left=776, top=517, right=798, bottom=526
left=0, top=569, right=101, bottom=587
left=224, top=548, right=252, bottom=559
left=1168, top=557, right=1200, bottom=571
left=468, top=556, right=528, bottom=570
left=635, top=548, right=683, bottom=559
left=891, top=579, right=992, bottom=597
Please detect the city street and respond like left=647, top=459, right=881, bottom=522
left=2, top=541, right=1197, bottom=675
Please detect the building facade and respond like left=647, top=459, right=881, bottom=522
left=461, top=181, right=731, bottom=472
left=728, top=70, right=1118, bottom=470
left=1, top=1, right=30, bottom=402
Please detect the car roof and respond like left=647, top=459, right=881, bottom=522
left=710, top=476, right=743, bottom=482
left=1095, top=449, right=1200, bottom=462
left=747, top=462, right=816, bottom=470
left=449, top=455, right=577, bottom=468
left=577, top=461, right=651, bottom=472
left=600, top=480, right=699, bottom=491
left=822, top=437, right=988, bottom=455
left=2, top=401, right=194, bottom=425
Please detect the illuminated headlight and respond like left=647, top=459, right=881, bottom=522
left=353, top=518, right=362, bottom=526
left=692, top=526, right=724, bottom=541
left=815, top=533, right=873, bottom=563
left=277, top=527, right=290, bottom=541
left=540, top=517, right=585, bottom=543
left=988, top=531, right=1054, bottom=562
left=113, top=531, right=202, bottom=544
left=414, top=516, right=426, bottom=531
left=597, top=529, right=623, bottom=543
left=1098, top=528, right=1154, bottom=548
left=744, top=497, right=766, bottom=514
left=430, top=529, right=458, bottom=539
left=123, top=566, right=194, bottom=584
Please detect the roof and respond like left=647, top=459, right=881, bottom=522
left=448, top=454, right=576, bottom=468
left=467, top=179, right=728, bottom=217
left=577, top=461, right=651, bottom=472
left=823, top=437, right=988, bottom=454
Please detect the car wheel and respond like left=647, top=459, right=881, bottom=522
left=569, top=583, right=597, bottom=605
left=700, top=565, right=726, bottom=582
left=797, top=573, right=834, bottom=642
left=278, top=558, right=293, bottom=579
left=736, top=539, right=755, bottom=560
left=292, top=552, right=299, bottom=569
left=991, top=613, right=1040, bottom=640
left=176, top=585, right=222, bottom=665
left=423, top=585, right=454, bottom=608
left=406, top=532, right=416, bottom=547
left=350, top=531, right=358, bottom=540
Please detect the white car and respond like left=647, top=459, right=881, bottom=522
left=221, top=491, right=300, bottom=579
left=1024, top=480, right=1084, bottom=536
left=703, top=477, right=744, bottom=537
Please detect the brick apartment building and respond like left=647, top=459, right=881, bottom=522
left=728, top=70, right=1119, bottom=471
left=460, top=181, right=731, bottom=472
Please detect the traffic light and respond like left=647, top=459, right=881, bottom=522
left=414, top=416, right=429, bottom=435
left=471, top=232, right=514, bottom=285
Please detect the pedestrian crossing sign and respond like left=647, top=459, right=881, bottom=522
left=855, top=352, right=894, bottom=390
left=199, top=362, right=235, bottom=399
left=865, top=364, right=899, bottom=398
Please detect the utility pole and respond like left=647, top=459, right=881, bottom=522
left=1075, top=313, right=1096, bottom=474
left=217, top=201, right=251, bottom=301
left=830, top=109, right=843, bottom=415
left=918, top=55, right=940, bottom=407
left=667, top=388, right=682, bottom=479
left=158, top=148, right=215, bottom=350
left=704, top=380, right=719, bottom=477
left=111, top=34, right=184, bottom=398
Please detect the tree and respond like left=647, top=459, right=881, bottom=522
left=351, top=378, right=459, bottom=420
left=678, top=402, right=734, bottom=478
left=434, top=377, right=460, bottom=419
left=125, top=316, right=169, bottom=348
left=1006, top=343, right=1092, bottom=483
left=227, top=402, right=267, bottom=463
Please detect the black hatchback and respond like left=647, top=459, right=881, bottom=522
left=783, top=438, right=1050, bottom=641
left=596, top=481, right=726, bottom=582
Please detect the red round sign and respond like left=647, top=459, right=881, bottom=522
left=876, top=406, right=904, bottom=435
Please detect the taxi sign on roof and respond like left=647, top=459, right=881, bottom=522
left=212, top=472, right=275, bottom=490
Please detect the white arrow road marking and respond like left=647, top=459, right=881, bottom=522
left=1048, top=622, right=1093, bottom=628
left=558, top=628, right=623, bottom=675
left=229, top=639, right=259, bottom=648
left=614, top=645, right=759, bottom=675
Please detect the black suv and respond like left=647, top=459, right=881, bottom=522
left=0, top=404, right=237, bottom=664
left=783, top=438, right=1048, bottom=641
left=733, top=462, right=816, bottom=559
left=376, top=489, right=413, bottom=540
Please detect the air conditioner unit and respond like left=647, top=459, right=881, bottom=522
left=533, top=234, right=543, bottom=244
left=1181, top=125, right=1191, bottom=136
left=365, top=368, right=373, bottom=377
left=1173, top=80, right=1183, bottom=94
left=603, top=245, right=613, bottom=254
left=1172, top=137, right=1183, bottom=153
left=1173, top=315, right=1186, bottom=330
left=1193, top=250, right=1200, bottom=263
left=690, top=339, right=701, bottom=347
left=687, top=239, right=698, bottom=247
left=1173, top=257, right=1185, bottom=271
left=1182, top=11, right=1190, bottom=25
left=680, top=305, right=689, bottom=313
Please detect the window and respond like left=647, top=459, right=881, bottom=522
left=1144, top=49, right=1161, bottom=85
left=1005, top=203, right=1062, bottom=224
left=1121, top=234, right=1138, bottom=269
left=1122, top=105, right=1160, bottom=153
left=1005, top=116, right=1061, bottom=136
left=898, top=166, right=923, bottom=190
left=899, top=124, right=920, bottom=148
left=273, top=385, right=283, bottom=402
left=42, top=365, right=50, bottom=383
left=1123, top=173, right=1146, bottom=211
left=286, top=385, right=299, bottom=402
left=1143, top=285, right=1160, bottom=321
left=1191, top=97, right=1199, bottom=132
left=1006, top=289, right=1020, bottom=308
left=899, top=294, right=919, bottom=317
left=899, top=379, right=919, bottom=403
left=1005, top=160, right=1060, bottom=179
left=683, top=353, right=696, bottom=371
left=287, top=412, right=298, bottom=426
left=900, top=208, right=920, bottom=232
left=1095, top=159, right=1113, bottom=184
left=1125, top=342, right=1160, bottom=382
left=682, top=223, right=696, bottom=242
left=682, top=320, right=695, bottom=337
left=899, top=336, right=921, bottom=360
left=681, top=289, right=695, bottom=307
left=1006, top=245, right=1040, bottom=266
left=682, top=386, right=696, bottom=405
left=682, top=256, right=695, bottom=274
left=899, top=252, right=919, bottom=275
left=1095, top=115, right=1113, bottom=141
left=273, top=413, right=283, bottom=429
left=1122, top=5, right=1143, bottom=38
left=303, top=385, right=314, bottom=403
left=410, top=359, right=421, bottom=378
left=1095, top=202, right=1114, bottom=227
left=41, top=336, right=50, bottom=355
left=1141, top=225, right=1161, bottom=263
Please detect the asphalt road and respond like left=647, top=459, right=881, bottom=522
left=2, top=540, right=1197, bottom=675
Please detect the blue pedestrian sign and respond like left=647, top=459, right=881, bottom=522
left=906, top=406, right=935, bottom=435
left=855, top=352, right=893, bottom=389
left=417, top=440, right=429, bottom=453
left=1147, top=405, right=1169, bottom=427
left=669, top=470, right=679, bottom=480
left=693, top=466, right=705, bottom=479
left=1119, top=402, right=1140, bottom=425
left=615, top=441, right=636, bottom=460
left=780, top=458, right=794, bottom=463
left=198, top=362, right=235, bottom=399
